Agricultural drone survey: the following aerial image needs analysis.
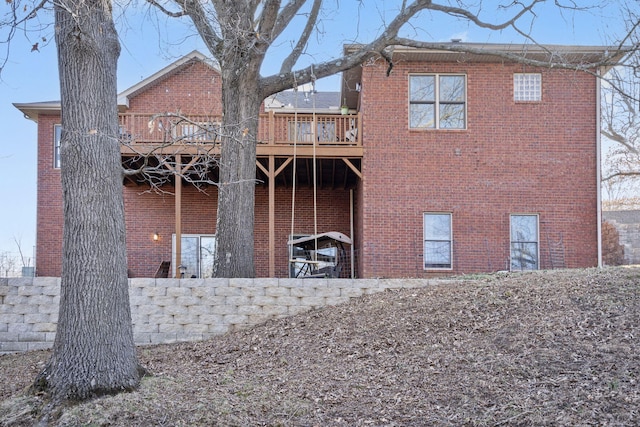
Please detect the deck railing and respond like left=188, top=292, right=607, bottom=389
left=118, top=112, right=360, bottom=147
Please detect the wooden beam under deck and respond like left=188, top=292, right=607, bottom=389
left=121, top=144, right=363, bottom=159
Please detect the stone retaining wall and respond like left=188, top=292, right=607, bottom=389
left=0, top=277, right=440, bottom=354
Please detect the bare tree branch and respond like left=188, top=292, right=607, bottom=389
left=427, top=0, right=540, bottom=31
left=603, top=171, right=640, bottom=181
left=600, top=14, right=640, bottom=197
left=260, top=0, right=635, bottom=97
left=0, top=0, right=51, bottom=74
left=120, top=112, right=233, bottom=194
left=271, top=0, right=308, bottom=39
left=255, top=0, right=280, bottom=38
left=144, top=0, right=186, bottom=18
left=261, top=0, right=437, bottom=95
left=279, top=0, right=321, bottom=74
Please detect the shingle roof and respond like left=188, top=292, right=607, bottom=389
left=265, top=90, right=341, bottom=113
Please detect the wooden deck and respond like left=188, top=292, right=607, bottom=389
left=119, top=112, right=362, bottom=158
left=119, top=112, right=363, bottom=278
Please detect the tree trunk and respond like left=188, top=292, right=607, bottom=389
left=213, top=3, right=265, bottom=278
left=33, top=0, right=142, bottom=401
left=214, top=71, right=262, bottom=278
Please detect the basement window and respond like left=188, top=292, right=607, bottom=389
left=423, top=213, right=453, bottom=270
left=510, top=214, right=539, bottom=270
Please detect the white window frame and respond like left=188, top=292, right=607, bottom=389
left=514, top=73, right=542, bottom=102
left=510, top=214, right=540, bottom=271
left=172, top=234, right=217, bottom=278
left=54, top=124, right=62, bottom=169
left=423, top=213, right=453, bottom=270
left=409, top=74, right=467, bottom=130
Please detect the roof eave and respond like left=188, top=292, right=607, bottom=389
left=344, top=42, right=626, bottom=63
left=341, top=42, right=628, bottom=107
left=12, top=102, right=61, bottom=122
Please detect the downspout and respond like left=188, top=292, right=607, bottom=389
left=596, top=68, right=603, bottom=268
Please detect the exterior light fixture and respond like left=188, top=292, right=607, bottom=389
left=153, top=232, right=159, bottom=241
left=178, top=264, right=187, bottom=278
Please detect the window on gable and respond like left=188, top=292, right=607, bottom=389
left=424, top=213, right=453, bottom=269
left=510, top=214, right=539, bottom=270
left=54, top=124, right=62, bottom=169
left=410, top=74, right=466, bottom=129
left=514, top=73, right=541, bottom=101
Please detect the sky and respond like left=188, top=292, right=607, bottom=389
left=0, top=1, right=631, bottom=271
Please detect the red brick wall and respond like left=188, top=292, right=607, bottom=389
left=35, top=57, right=353, bottom=278
left=127, top=60, right=223, bottom=115
left=358, top=59, right=599, bottom=277
left=124, top=185, right=352, bottom=278
left=35, top=56, right=600, bottom=278
left=35, top=115, right=63, bottom=277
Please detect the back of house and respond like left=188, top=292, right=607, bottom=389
left=15, top=43, right=613, bottom=278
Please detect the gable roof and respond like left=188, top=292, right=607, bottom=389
left=14, top=50, right=219, bottom=121
left=117, top=50, right=219, bottom=109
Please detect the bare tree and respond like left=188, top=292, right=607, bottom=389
left=12, top=0, right=143, bottom=404
left=146, top=0, right=637, bottom=277
left=601, top=28, right=640, bottom=201
left=0, top=251, right=18, bottom=277
left=0, top=0, right=636, bottom=408
left=10, top=237, right=33, bottom=276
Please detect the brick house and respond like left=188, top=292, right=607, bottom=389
left=14, top=44, right=614, bottom=278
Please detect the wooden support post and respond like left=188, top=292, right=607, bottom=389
left=269, top=111, right=275, bottom=144
left=263, top=156, right=292, bottom=277
left=268, top=155, right=275, bottom=277
left=175, top=154, right=182, bottom=277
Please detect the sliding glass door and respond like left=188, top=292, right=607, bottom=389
left=172, top=234, right=216, bottom=278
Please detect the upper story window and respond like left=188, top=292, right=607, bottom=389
left=409, top=74, right=466, bottom=130
left=514, top=73, right=541, bottom=102
left=54, top=124, right=62, bottom=169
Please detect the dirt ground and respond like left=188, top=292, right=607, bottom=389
left=1, top=267, right=639, bottom=426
